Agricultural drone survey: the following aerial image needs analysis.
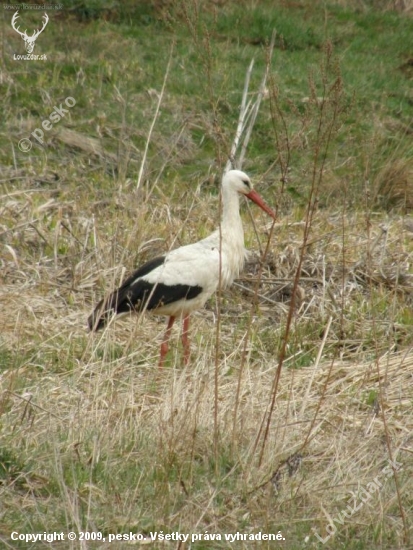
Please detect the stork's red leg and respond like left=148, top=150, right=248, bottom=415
left=181, top=314, right=190, bottom=365
left=159, top=316, right=175, bottom=368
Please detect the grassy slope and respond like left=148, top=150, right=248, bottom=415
left=1, top=1, right=413, bottom=548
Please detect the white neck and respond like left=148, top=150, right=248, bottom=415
left=221, top=183, right=243, bottom=239
left=218, top=183, right=246, bottom=286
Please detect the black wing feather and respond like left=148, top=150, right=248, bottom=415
left=88, top=255, right=202, bottom=331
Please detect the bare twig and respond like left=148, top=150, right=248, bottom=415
left=136, top=40, right=175, bottom=190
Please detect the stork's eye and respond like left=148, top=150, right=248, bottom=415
left=242, top=179, right=251, bottom=189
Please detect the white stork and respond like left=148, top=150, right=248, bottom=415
left=88, top=170, right=275, bottom=366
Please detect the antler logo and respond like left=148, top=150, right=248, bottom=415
left=11, top=11, right=49, bottom=54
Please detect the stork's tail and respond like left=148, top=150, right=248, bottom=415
left=88, top=295, right=114, bottom=331
left=88, top=288, right=133, bottom=331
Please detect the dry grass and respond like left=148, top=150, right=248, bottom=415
left=1, top=171, right=413, bottom=547
left=373, top=158, right=413, bottom=211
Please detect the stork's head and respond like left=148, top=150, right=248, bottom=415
left=223, top=170, right=275, bottom=219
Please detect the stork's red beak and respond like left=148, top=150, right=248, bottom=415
left=245, top=189, right=276, bottom=219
